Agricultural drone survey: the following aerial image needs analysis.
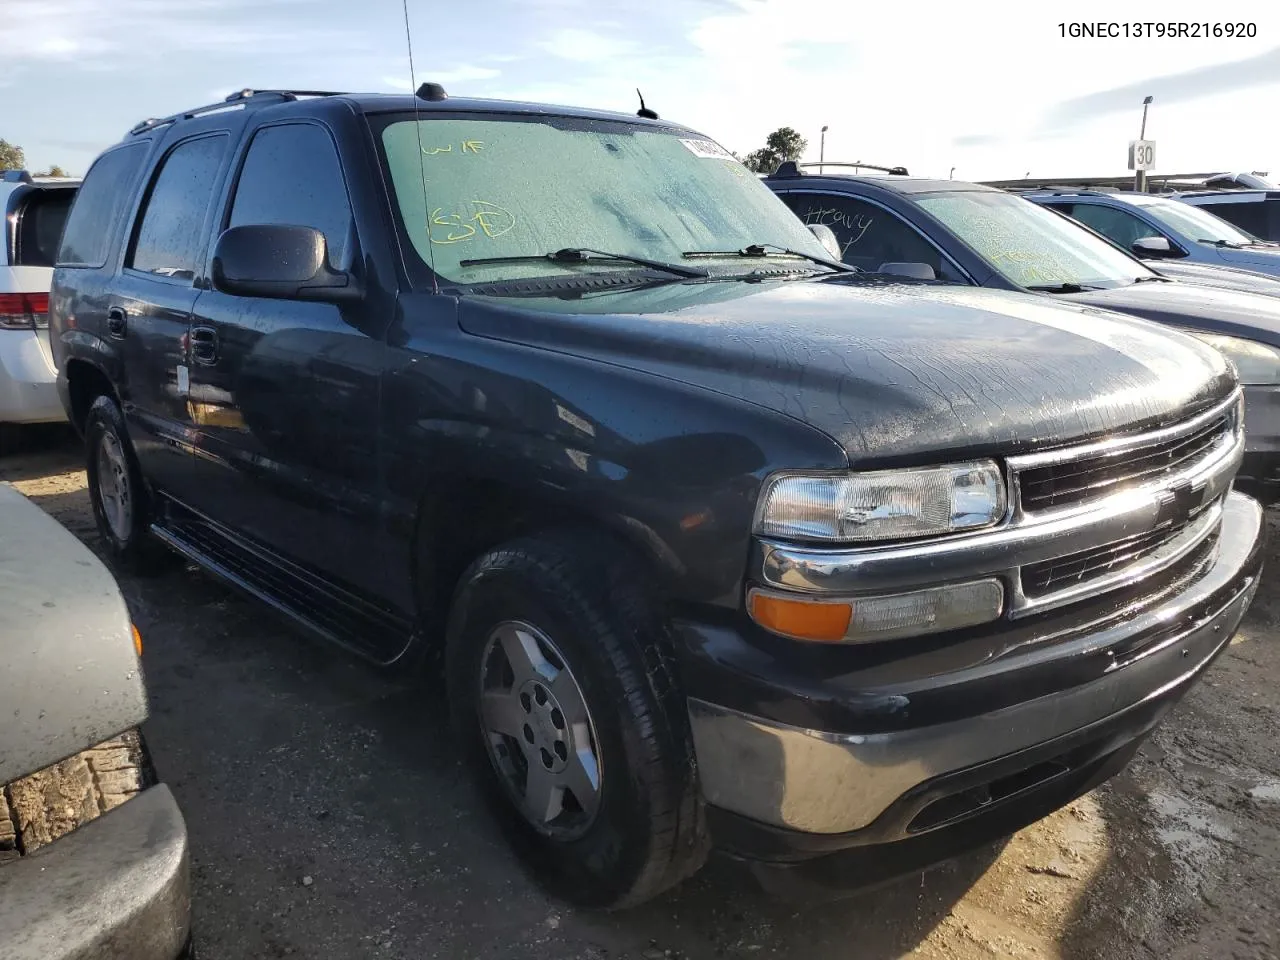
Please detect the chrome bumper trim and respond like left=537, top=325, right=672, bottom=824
left=700, top=493, right=1261, bottom=835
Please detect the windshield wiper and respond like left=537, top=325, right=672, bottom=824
left=1196, top=238, right=1248, bottom=249
left=1132, top=275, right=1172, bottom=283
left=1025, top=282, right=1097, bottom=293
left=458, top=247, right=708, bottom=279
left=682, top=243, right=858, bottom=274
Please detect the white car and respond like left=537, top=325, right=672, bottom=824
left=1, top=171, right=79, bottom=447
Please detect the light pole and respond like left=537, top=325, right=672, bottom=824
left=949, top=166, right=956, bottom=180
left=1135, top=95, right=1153, bottom=192
left=820, top=125, right=828, bottom=173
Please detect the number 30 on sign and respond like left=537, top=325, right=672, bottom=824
left=1128, top=140, right=1156, bottom=171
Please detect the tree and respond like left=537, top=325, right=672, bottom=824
left=0, top=139, right=25, bottom=171
left=742, top=127, right=807, bottom=174
left=35, top=165, right=69, bottom=178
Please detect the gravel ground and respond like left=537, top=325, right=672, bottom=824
left=4, top=429, right=1279, bottom=960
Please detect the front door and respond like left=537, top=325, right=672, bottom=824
left=110, top=132, right=230, bottom=502
left=184, top=120, right=392, bottom=648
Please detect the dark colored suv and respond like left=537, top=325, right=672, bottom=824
left=50, top=87, right=1263, bottom=907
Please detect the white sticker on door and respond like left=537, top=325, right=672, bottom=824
left=176, top=364, right=189, bottom=396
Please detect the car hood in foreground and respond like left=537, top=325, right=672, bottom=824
left=0, top=483, right=146, bottom=784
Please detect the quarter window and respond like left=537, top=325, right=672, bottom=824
left=56, top=143, right=148, bottom=268
left=128, top=135, right=228, bottom=281
left=228, top=123, right=353, bottom=267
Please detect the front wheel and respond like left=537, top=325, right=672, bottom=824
left=445, top=532, right=708, bottom=908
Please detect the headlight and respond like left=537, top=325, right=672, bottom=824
left=753, top=461, right=1006, bottom=543
left=1186, top=332, right=1280, bottom=385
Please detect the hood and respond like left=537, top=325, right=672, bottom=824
left=1215, top=246, right=1280, bottom=275
left=1151, top=260, right=1280, bottom=298
left=458, top=277, right=1235, bottom=465
left=0, top=483, right=146, bottom=785
left=1066, top=280, right=1280, bottom=348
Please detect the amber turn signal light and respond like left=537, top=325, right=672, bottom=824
left=748, top=591, right=852, bottom=642
left=132, top=623, right=143, bottom=657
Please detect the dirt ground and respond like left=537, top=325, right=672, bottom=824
left=4, top=429, right=1279, bottom=960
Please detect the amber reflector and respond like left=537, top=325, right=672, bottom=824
left=748, top=592, right=852, bottom=642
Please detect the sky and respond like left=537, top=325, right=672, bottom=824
left=4, top=0, right=1279, bottom=182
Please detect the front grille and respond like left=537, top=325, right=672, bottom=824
left=1021, top=506, right=1216, bottom=598
left=1018, top=412, right=1230, bottom=512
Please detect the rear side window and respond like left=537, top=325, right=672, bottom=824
left=128, top=135, right=228, bottom=282
left=227, top=123, right=353, bottom=266
left=14, top=189, right=76, bottom=267
left=57, top=143, right=148, bottom=267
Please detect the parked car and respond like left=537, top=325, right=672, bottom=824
left=1173, top=188, right=1280, bottom=242
left=0, top=482, right=190, bottom=958
left=1021, top=188, right=1280, bottom=276
left=0, top=171, right=79, bottom=449
left=51, top=86, right=1263, bottom=907
left=763, top=166, right=1280, bottom=498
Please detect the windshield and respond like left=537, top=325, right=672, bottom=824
left=915, top=190, right=1155, bottom=288
left=378, top=115, right=831, bottom=285
left=1132, top=197, right=1262, bottom=245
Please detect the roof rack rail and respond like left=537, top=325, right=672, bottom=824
left=127, top=88, right=348, bottom=137
left=798, top=161, right=909, bottom=175
left=770, top=160, right=909, bottom=179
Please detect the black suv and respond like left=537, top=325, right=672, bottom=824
left=50, top=87, right=1263, bottom=907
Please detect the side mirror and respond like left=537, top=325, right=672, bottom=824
left=877, top=261, right=937, bottom=281
left=211, top=224, right=360, bottom=302
left=807, top=223, right=843, bottom=261
left=1131, top=235, right=1177, bottom=258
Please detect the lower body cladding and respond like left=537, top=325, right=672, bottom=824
left=0, top=327, right=63, bottom=425
left=679, top=492, right=1264, bottom=896
left=1239, top=383, right=1280, bottom=501
left=0, top=785, right=190, bottom=960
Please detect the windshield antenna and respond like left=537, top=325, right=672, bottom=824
left=402, top=0, right=440, bottom=295
left=636, top=89, right=658, bottom=120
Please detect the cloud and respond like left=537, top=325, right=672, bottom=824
left=952, top=133, right=1005, bottom=148
left=1045, top=46, right=1280, bottom=128
left=539, top=28, right=638, bottom=63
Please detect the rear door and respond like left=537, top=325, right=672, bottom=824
left=184, top=119, right=392, bottom=633
left=109, top=132, right=230, bottom=501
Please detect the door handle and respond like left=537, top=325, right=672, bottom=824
left=190, top=326, right=219, bottom=364
left=106, top=307, right=127, bottom=339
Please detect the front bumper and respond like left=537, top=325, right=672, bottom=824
left=0, top=785, right=190, bottom=960
left=1237, top=383, right=1280, bottom=498
left=0, top=327, right=63, bottom=425
left=683, top=491, right=1263, bottom=853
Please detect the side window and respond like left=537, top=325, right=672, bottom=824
left=56, top=143, right=148, bottom=267
left=1059, top=203, right=1161, bottom=250
left=128, top=135, right=228, bottom=282
left=228, top=123, right=353, bottom=267
left=779, top=193, right=950, bottom=278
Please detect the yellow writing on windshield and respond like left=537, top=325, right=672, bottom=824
left=424, top=140, right=486, bottom=156
left=429, top=200, right=516, bottom=244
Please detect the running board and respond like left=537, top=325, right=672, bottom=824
left=149, top=514, right=413, bottom=666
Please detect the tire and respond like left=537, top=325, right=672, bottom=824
left=0, top=729, right=153, bottom=859
left=445, top=531, right=709, bottom=908
left=84, top=394, right=173, bottom=572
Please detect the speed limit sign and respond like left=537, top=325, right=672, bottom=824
left=1128, top=140, right=1156, bottom=171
